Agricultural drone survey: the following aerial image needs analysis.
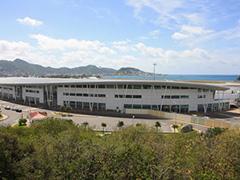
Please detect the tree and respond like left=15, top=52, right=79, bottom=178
left=172, top=124, right=179, bottom=133
left=101, top=123, right=107, bottom=133
left=117, top=121, right=124, bottom=129
left=155, top=121, right=161, bottom=131
left=18, top=118, right=27, bottom=126
left=205, top=127, right=225, bottom=138
left=82, top=122, right=89, bottom=129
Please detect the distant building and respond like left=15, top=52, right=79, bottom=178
left=0, top=77, right=230, bottom=114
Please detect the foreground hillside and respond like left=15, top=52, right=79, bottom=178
left=1, top=119, right=240, bottom=179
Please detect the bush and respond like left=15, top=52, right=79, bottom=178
left=18, top=118, right=27, bottom=126
left=181, top=124, right=193, bottom=133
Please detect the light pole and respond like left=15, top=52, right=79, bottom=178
left=153, top=63, right=157, bottom=80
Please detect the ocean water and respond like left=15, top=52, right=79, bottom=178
left=105, top=75, right=238, bottom=81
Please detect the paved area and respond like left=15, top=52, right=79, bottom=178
left=0, top=100, right=173, bottom=132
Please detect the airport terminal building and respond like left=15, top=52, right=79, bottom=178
left=0, top=77, right=230, bottom=114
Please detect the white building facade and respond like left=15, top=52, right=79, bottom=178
left=0, top=78, right=230, bottom=114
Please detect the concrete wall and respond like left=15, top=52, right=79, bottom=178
left=22, top=87, right=44, bottom=103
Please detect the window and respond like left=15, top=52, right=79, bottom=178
left=180, top=95, right=189, bottom=99
left=76, top=85, right=82, bottom=88
left=162, top=95, right=171, bottom=99
left=142, top=105, right=151, bottom=109
left=106, top=85, right=115, bottom=89
left=133, top=95, right=142, bottom=98
left=126, top=95, right=132, bottom=98
left=124, top=104, right=132, bottom=109
left=143, top=85, right=152, bottom=89
left=115, top=95, right=119, bottom=98
left=117, top=84, right=124, bottom=89
left=133, top=85, right=141, bottom=89
left=76, top=93, right=82, bottom=96
left=89, top=85, right=95, bottom=88
left=172, top=86, right=179, bottom=89
left=71, top=85, right=75, bottom=88
left=171, top=95, right=180, bottom=99
left=98, top=84, right=105, bottom=88
left=98, top=94, right=106, bottom=97
left=64, top=85, right=69, bottom=88
left=133, top=104, right=141, bottom=109
left=70, top=93, right=75, bottom=96
left=127, top=85, right=133, bottom=89
left=154, top=85, right=161, bottom=89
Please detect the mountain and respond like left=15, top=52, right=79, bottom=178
left=0, top=59, right=150, bottom=77
left=115, top=67, right=149, bottom=75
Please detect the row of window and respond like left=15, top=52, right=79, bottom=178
left=26, top=89, right=40, bottom=93
left=0, top=87, right=13, bottom=90
left=114, top=94, right=142, bottom=99
left=63, top=93, right=106, bottom=98
left=58, top=84, right=212, bottom=91
left=124, top=104, right=189, bottom=113
left=63, top=101, right=106, bottom=111
left=161, top=95, right=189, bottom=99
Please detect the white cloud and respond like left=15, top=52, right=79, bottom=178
left=17, top=17, right=43, bottom=27
left=171, top=25, right=214, bottom=46
left=0, top=34, right=239, bottom=74
left=0, top=40, right=31, bottom=59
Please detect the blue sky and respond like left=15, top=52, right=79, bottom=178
left=0, top=0, right=240, bottom=74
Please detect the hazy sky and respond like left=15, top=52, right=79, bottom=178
left=0, top=0, right=240, bottom=74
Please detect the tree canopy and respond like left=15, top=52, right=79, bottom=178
left=0, top=118, right=240, bottom=179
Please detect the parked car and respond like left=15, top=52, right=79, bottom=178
left=15, top=109, right=22, bottom=113
left=11, top=106, right=18, bottom=111
left=4, top=106, right=11, bottom=110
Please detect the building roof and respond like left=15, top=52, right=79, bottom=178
left=0, top=77, right=229, bottom=90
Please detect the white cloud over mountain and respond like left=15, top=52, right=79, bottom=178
left=0, top=34, right=239, bottom=74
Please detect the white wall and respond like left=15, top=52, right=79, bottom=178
left=57, top=86, right=216, bottom=112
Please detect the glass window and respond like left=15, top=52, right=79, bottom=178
left=126, top=95, right=132, bottom=98
left=143, top=85, right=152, bottom=89
left=154, top=85, right=161, bottom=89
left=98, top=84, right=105, bottom=88
left=133, top=85, right=142, bottom=89
left=133, top=104, right=141, bottom=109
left=171, top=95, right=180, bottom=99
left=133, top=95, right=142, bottom=98
left=124, top=104, right=132, bottom=109
left=142, top=105, right=151, bottom=109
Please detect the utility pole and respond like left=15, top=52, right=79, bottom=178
left=153, top=63, right=157, bottom=80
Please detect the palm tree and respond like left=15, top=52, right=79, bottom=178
left=172, top=124, right=179, bottom=133
left=155, top=121, right=161, bottom=131
left=117, top=121, right=124, bottom=129
left=101, top=122, right=107, bottom=133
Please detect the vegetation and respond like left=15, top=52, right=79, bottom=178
left=101, top=122, right=107, bottom=132
left=117, top=121, right=124, bottom=129
left=18, top=118, right=27, bottom=126
left=172, top=124, right=179, bottom=132
left=155, top=121, right=161, bottom=131
left=0, top=118, right=240, bottom=179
